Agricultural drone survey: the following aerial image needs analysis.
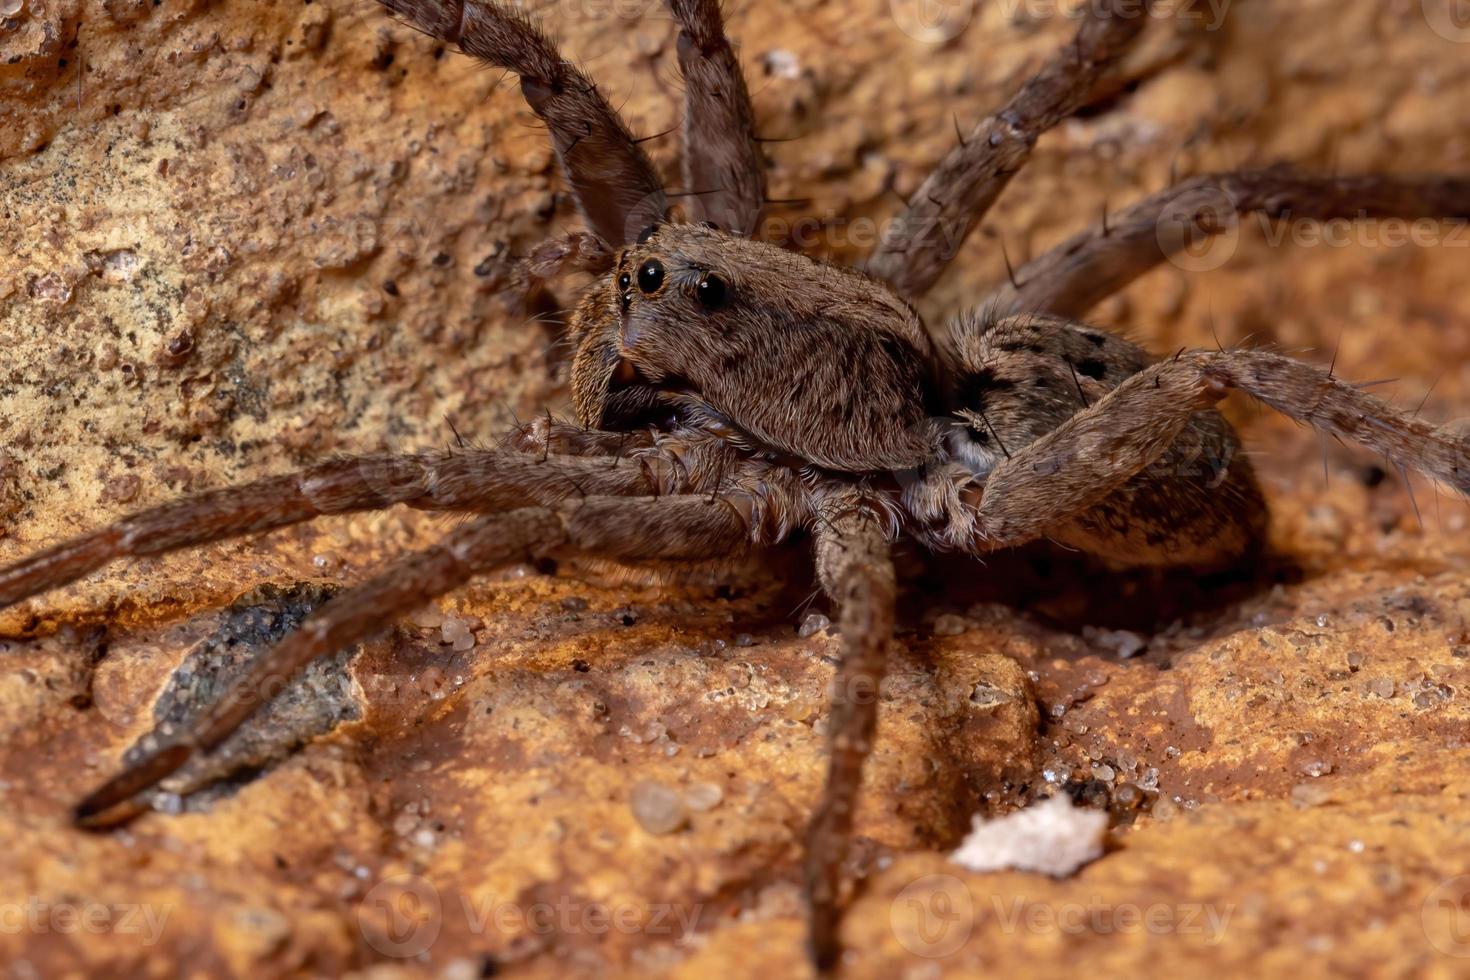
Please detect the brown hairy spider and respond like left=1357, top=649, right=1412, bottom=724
left=3, top=0, right=1470, bottom=969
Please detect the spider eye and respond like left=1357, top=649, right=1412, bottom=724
left=637, top=223, right=660, bottom=244
left=618, top=271, right=631, bottom=290
left=696, top=272, right=728, bottom=310
left=637, top=259, right=665, bottom=293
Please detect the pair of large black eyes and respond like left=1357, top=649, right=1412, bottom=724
left=619, top=258, right=727, bottom=310
left=616, top=259, right=666, bottom=293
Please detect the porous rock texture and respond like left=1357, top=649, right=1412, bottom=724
left=3, top=0, right=1470, bottom=976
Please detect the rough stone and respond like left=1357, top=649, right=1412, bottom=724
left=2, top=0, right=1470, bottom=976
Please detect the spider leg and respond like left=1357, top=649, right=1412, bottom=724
left=0, top=450, right=662, bottom=611
left=1196, top=348, right=1470, bottom=495
left=377, top=0, right=666, bottom=245
left=956, top=345, right=1470, bottom=554
left=73, top=493, right=755, bottom=827
left=506, top=416, right=656, bottom=456
left=982, top=170, right=1470, bottom=318
left=864, top=0, right=1154, bottom=298
left=665, top=0, right=765, bottom=236
left=803, top=497, right=896, bottom=971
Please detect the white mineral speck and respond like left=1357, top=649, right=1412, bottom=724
left=950, top=795, right=1108, bottom=877
left=1085, top=626, right=1147, bottom=659
left=762, top=49, right=801, bottom=79
left=1041, top=764, right=1069, bottom=784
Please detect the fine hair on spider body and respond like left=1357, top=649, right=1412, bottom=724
left=4, top=0, right=1470, bottom=971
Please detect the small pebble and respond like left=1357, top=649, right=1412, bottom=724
left=1084, top=626, right=1147, bottom=659
left=442, top=617, right=476, bottom=651
left=1113, top=783, right=1143, bottom=810
left=932, top=613, right=971, bottom=636
left=684, top=782, right=724, bottom=812
left=797, top=612, right=830, bottom=638
left=410, top=605, right=445, bottom=629
left=630, top=780, right=687, bottom=834
left=1042, top=764, right=1069, bottom=784
left=1290, top=782, right=1333, bottom=808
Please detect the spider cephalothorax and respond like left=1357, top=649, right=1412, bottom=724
left=3, top=0, right=1470, bottom=971
left=571, top=222, right=943, bottom=471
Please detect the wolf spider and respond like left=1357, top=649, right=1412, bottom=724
left=3, top=0, right=1470, bottom=969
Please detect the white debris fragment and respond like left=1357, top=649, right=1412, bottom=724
left=1083, top=625, right=1147, bottom=659
left=762, top=49, right=801, bottom=79
left=949, top=795, right=1108, bottom=877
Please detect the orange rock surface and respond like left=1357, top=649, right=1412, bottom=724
left=2, top=0, right=1470, bottom=976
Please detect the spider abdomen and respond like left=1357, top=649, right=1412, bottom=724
left=945, top=312, right=1268, bottom=567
